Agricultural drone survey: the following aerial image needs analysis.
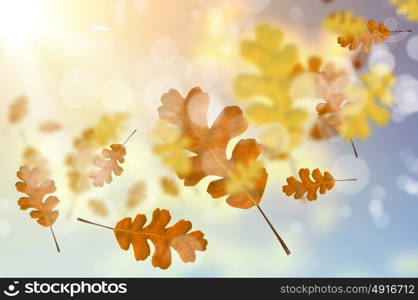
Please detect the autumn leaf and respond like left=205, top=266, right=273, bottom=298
left=21, top=146, right=50, bottom=181
left=39, top=120, right=61, bottom=133
left=91, top=144, right=126, bottom=187
left=9, top=95, right=28, bottom=124
left=234, top=24, right=307, bottom=157
left=283, top=168, right=357, bottom=201
left=389, top=0, right=418, bottom=21
left=126, top=181, right=147, bottom=210
left=78, top=208, right=207, bottom=269
left=310, top=117, right=339, bottom=141
left=15, top=165, right=60, bottom=252
left=339, top=67, right=396, bottom=140
left=89, top=199, right=109, bottom=217
left=153, top=121, right=191, bottom=176
left=324, top=11, right=366, bottom=37
left=66, top=113, right=129, bottom=195
left=158, top=87, right=291, bottom=255
left=161, top=177, right=179, bottom=196
left=337, top=20, right=391, bottom=52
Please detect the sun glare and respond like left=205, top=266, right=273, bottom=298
left=0, top=0, right=45, bottom=51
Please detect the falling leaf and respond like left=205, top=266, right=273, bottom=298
left=339, top=67, right=396, bottom=140
left=161, top=177, right=179, bottom=196
left=66, top=113, right=129, bottom=194
left=39, top=120, right=61, bottom=133
left=158, top=87, right=291, bottom=255
left=324, top=11, right=366, bottom=36
left=289, top=56, right=323, bottom=78
left=126, top=181, right=147, bottom=209
left=153, top=121, right=191, bottom=176
left=9, top=95, right=28, bottom=124
left=283, top=168, right=335, bottom=201
left=389, top=0, right=418, bottom=21
left=234, top=24, right=307, bottom=157
left=89, top=199, right=109, bottom=217
left=21, top=146, right=50, bottom=181
left=91, top=144, right=126, bottom=187
left=337, top=20, right=391, bottom=52
left=15, top=165, right=60, bottom=251
left=78, top=208, right=208, bottom=269
left=310, top=117, right=339, bottom=141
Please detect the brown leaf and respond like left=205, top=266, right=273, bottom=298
left=158, top=88, right=267, bottom=209
left=39, top=120, right=61, bottom=133
left=90, top=144, right=126, bottom=187
left=89, top=199, right=109, bottom=217
left=9, top=95, right=28, bottom=124
left=114, top=209, right=207, bottom=269
left=160, top=177, right=179, bottom=196
left=126, top=181, right=147, bottom=209
left=15, top=166, right=60, bottom=226
left=283, top=168, right=335, bottom=201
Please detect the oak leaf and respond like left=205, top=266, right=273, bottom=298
left=21, top=146, right=50, bottom=182
left=89, top=199, right=109, bottom=217
left=91, top=144, right=126, bottom=187
left=158, top=87, right=267, bottom=209
left=15, top=165, right=60, bottom=251
left=161, top=177, right=179, bottom=196
left=9, top=95, right=28, bottom=124
left=283, top=168, right=335, bottom=201
left=234, top=24, right=307, bottom=157
left=339, top=67, right=395, bottom=140
left=158, top=87, right=290, bottom=255
left=39, top=120, right=61, bottom=133
left=337, top=20, right=391, bottom=52
left=126, top=181, right=147, bottom=209
left=389, top=0, right=418, bottom=21
left=324, top=11, right=366, bottom=36
left=78, top=209, right=208, bottom=270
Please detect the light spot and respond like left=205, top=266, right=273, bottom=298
left=339, top=205, right=351, bottom=219
left=368, top=45, right=395, bottom=73
left=289, top=6, right=304, bottom=20
left=101, top=80, right=134, bottom=111
left=60, top=69, right=100, bottom=109
left=289, top=221, right=303, bottom=234
left=151, top=37, right=178, bottom=65
left=406, top=35, right=418, bottom=61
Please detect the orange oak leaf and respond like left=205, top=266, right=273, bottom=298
left=283, top=168, right=335, bottom=201
left=337, top=20, right=391, bottom=52
left=78, top=208, right=207, bottom=269
left=90, top=144, right=126, bottom=187
left=158, top=87, right=291, bottom=255
left=158, top=87, right=267, bottom=209
left=161, top=177, right=179, bottom=196
left=89, top=199, right=109, bottom=217
left=9, top=95, right=28, bottom=124
left=126, top=181, right=147, bottom=209
left=15, top=165, right=60, bottom=252
left=39, top=120, right=61, bottom=133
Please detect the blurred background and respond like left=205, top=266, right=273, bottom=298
left=0, top=0, right=417, bottom=277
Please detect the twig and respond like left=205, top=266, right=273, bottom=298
left=390, top=29, right=412, bottom=33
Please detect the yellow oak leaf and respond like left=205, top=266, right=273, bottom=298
left=234, top=24, right=307, bottom=157
left=389, top=0, right=418, bottom=21
left=324, top=11, right=366, bottom=36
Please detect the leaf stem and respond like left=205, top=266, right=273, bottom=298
left=122, top=129, right=138, bottom=145
left=390, top=29, right=412, bottom=33
left=350, top=139, right=358, bottom=158
left=256, top=205, right=291, bottom=255
left=77, top=217, right=114, bottom=230
left=49, top=225, right=60, bottom=253
left=335, top=179, right=357, bottom=182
